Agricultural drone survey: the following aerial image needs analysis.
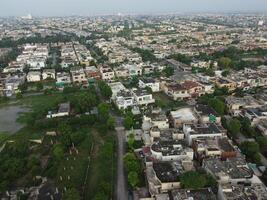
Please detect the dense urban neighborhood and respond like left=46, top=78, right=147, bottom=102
left=0, top=13, right=267, bottom=200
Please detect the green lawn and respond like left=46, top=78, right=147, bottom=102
left=153, top=92, right=186, bottom=110
left=0, top=133, right=9, bottom=145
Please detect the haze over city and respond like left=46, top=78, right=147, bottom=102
left=1, top=0, right=267, bottom=16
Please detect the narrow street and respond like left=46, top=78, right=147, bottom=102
left=114, top=114, right=128, bottom=200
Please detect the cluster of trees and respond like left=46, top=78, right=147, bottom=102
left=97, top=80, right=112, bottom=100
left=0, top=47, right=21, bottom=68
left=213, top=46, right=265, bottom=71
left=92, top=138, right=115, bottom=200
left=180, top=170, right=217, bottom=190
left=168, top=53, right=192, bottom=65
left=163, top=66, right=174, bottom=77
left=132, top=47, right=157, bottom=62
left=192, top=67, right=215, bottom=77
left=199, top=94, right=226, bottom=116
left=221, top=117, right=241, bottom=139
left=240, top=141, right=261, bottom=165
left=96, top=103, right=115, bottom=134
left=123, top=112, right=134, bottom=130
left=0, top=141, right=40, bottom=192
left=123, top=152, right=141, bottom=188
left=0, top=34, right=74, bottom=48
left=208, top=98, right=226, bottom=115
left=70, top=87, right=98, bottom=114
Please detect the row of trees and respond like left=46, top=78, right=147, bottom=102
left=132, top=47, right=157, bottom=62
left=0, top=34, right=74, bottom=48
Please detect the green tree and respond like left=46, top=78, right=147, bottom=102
left=222, top=70, right=230, bottom=77
left=53, top=144, right=64, bottom=160
left=124, top=115, right=134, bottom=130
left=240, top=141, right=261, bottom=164
left=63, top=188, right=81, bottom=200
left=73, top=92, right=97, bottom=113
left=228, top=118, right=241, bottom=138
left=98, top=80, right=112, bottom=100
left=208, top=98, right=225, bottom=115
left=16, top=92, right=23, bottom=99
left=93, top=192, right=108, bottom=200
left=163, top=66, right=174, bottom=77
left=256, top=136, right=267, bottom=153
left=128, top=171, right=139, bottom=188
left=128, top=133, right=135, bottom=150
left=107, top=117, right=115, bottom=130
left=123, top=153, right=140, bottom=173
left=57, top=122, right=72, bottom=135
left=218, top=57, right=232, bottom=69
left=180, top=171, right=206, bottom=189
left=36, top=82, right=43, bottom=91
left=97, top=103, right=110, bottom=123
left=169, top=53, right=192, bottom=65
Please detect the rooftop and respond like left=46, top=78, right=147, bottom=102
left=171, top=188, right=217, bottom=200
left=153, top=162, right=183, bottom=183
left=203, top=157, right=253, bottom=180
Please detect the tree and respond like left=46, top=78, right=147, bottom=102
left=240, top=141, right=261, bottom=164
left=63, top=188, right=81, bottom=200
left=128, top=133, right=135, bottom=150
left=93, top=192, right=108, bottom=200
left=123, top=153, right=140, bottom=173
left=208, top=98, right=225, bottom=115
left=57, top=122, right=72, bottom=135
left=128, top=171, right=139, bottom=188
left=163, top=66, right=174, bottom=77
left=107, top=117, right=115, bottom=130
left=218, top=57, right=232, bottom=69
left=53, top=144, right=64, bottom=160
left=73, top=92, right=97, bottom=113
left=97, top=103, right=110, bottom=123
left=71, top=131, right=86, bottom=146
left=129, top=76, right=139, bottom=87
left=18, top=83, right=28, bottom=93
left=98, top=81, right=112, bottom=100
left=241, top=117, right=255, bottom=137
left=222, top=70, right=230, bottom=77
left=180, top=171, right=206, bottom=189
left=228, top=118, right=241, bottom=138
left=16, top=92, right=23, bottom=99
left=124, top=115, right=134, bottom=130
left=169, top=53, right=192, bottom=65
left=132, top=47, right=157, bottom=62
left=36, top=82, right=43, bottom=91
left=256, top=136, right=267, bottom=153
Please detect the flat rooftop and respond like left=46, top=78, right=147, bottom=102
left=153, top=162, right=183, bottom=183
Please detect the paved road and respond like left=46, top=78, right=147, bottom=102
left=260, top=153, right=267, bottom=166
left=115, top=126, right=128, bottom=200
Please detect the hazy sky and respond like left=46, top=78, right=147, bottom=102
left=1, top=0, right=267, bottom=16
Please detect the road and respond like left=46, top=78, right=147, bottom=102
left=260, top=153, right=267, bottom=166
left=114, top=114, right=128, bottom=200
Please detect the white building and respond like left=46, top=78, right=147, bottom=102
left=42, top=69, right=56, bottom=80
left=132, top=89, right=155, bottom=106
left=139, top=78, right=160, bottom=92
left=27, top=71, right=41, bottom=82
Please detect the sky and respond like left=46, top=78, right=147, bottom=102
left=0, top=0, right=267, bottom=16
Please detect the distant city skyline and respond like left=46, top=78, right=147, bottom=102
left=0, top=0, right=267, bottom=17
